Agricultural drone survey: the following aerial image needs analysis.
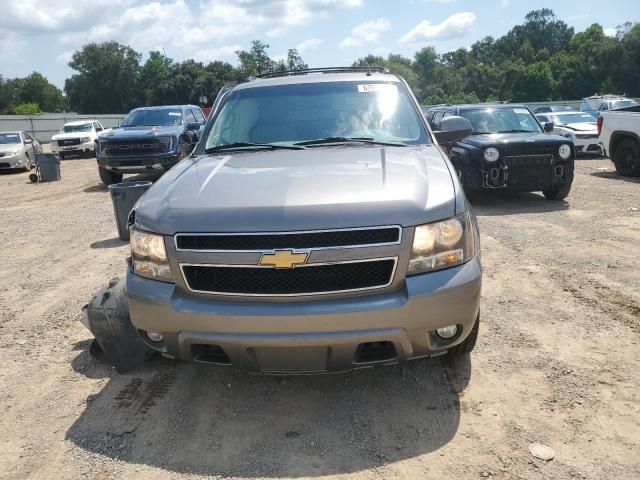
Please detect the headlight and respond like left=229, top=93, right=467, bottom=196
left=81, top=136, right=91, bottom=143
left=159, top=136, right=173, bottom=151
left=130, top=229, right=173, bottom=282
left=7, top=148, right=22, bottom=156
left=483, top=147, right=499, bottom=163
left=407, top=212, right=478, bottom=275
left=558, top=143, right=571, bottom=159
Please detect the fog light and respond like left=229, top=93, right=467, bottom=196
left=436, top=325, right=458, bottom=339
left=147, top=331, right=164, bottom=342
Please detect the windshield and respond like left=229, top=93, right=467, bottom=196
left=550, top=113, right=595, bottom=125
left=0, top=133, right=21, bottom=144
left=63, top=123, right=92, bottom=133
left=121, top=108, right=183, bottom=127
left=610, top=100, right=639, bottom=109
left=459, top=107, right=542, bottom=134
left=205, top=81, right=428, bottom=149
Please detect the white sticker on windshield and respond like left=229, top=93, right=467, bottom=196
left=357, top=84, right=398, bottom=93
left=168, top=112, right=182, bottom=116
left=514, top=108, right=529, bottom=114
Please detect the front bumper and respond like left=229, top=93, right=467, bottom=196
left=52, top=142, right=95, bottom=154
left=572, top=138, right=602, bottom=155
left=127, top=257, right=482, bottom=373
left=97, top=153, right=179, bottom=173
left=0, top=152, right=27, bottom=169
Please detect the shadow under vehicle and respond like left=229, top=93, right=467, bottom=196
left=427, top=103, right=575, bottom=201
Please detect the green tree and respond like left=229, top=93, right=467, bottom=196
left=65, top=41, right=142, bottom=113
left=10, top=102, right=41, bottom=115
left=16, top=72, right=66, bottom=111
left=236, top=40, right=276, bottom=76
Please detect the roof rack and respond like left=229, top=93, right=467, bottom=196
left=256, top=66, right=391, bottom=79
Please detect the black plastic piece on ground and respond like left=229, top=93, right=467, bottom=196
left=85, top=277, right=154, bottom=373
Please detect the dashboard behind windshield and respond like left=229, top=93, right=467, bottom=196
left=121, top=108, right=183, bottom=127
left=459, top=107, right=542, bottom=134
left=205, top=81, right=428, bottom=149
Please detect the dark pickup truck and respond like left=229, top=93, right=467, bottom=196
left=96, top=105, right=206, bottom=185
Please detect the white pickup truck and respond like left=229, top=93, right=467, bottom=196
left=598, top=107, right=640, bottom=176
left=51, top=120, right=111, bottom=159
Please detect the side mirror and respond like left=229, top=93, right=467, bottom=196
left=434, top=116, right=473, bottom=144
left=24, top=138, right=33, bottom=144
left=543, top=122, right=554, bottom=133
left=187, top=122, right=200, bottom=131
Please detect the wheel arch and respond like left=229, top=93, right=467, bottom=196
left=610, top=130, right=640, bottom=157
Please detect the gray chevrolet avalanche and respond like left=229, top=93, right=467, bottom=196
left=126, top=68, right=482, bottom=373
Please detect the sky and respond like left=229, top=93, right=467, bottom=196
left=1, top=0, right=638, bottom=89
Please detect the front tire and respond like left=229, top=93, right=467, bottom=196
left=613, top=138, right=640, bottom=177
left=448, top=315, right=479, bottom=356
left=98, top=166, right=123, bottom=186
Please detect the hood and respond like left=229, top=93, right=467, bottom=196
left=460, top=131, right=568, bottom=147
left=101, top=125, right=182, bottom=140
left=51, top=131, right=91, bottom=141
left=134, top=145, right=457, bottom=234
left=558, top=122, right=597, bottom=133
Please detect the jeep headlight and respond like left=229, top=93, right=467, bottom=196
left=130, top=229, right=173, bottom=282
left=407, top=212, right=478, bottom=275
left=558, top=143, right=571, bottom=159
left=483, top=147, right=499, bottom=163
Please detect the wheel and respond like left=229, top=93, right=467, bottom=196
left=448, top=314, right=479, bottom=356
left=23, top=158, right=32, bottom=172
left=613, top=138, right=640, bottom=177
left=98, top=166, right=123, bottom=186
left=29, top=173, right=38, bottom=183
left=543, top=181, right=572, bottom=200
left=58, top=152, right=65, bottom=160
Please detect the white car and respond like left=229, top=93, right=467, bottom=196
left=598, top=108, right=640, bottom=176
left=536, top=111, right=602, bottom=155
left=51, top=120, right=110, bottom=159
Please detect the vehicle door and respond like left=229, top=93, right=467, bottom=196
left=191, top=108, right=206, bottom=140
left=182, top=109, right=199, bottom=154
left=21, top=132, right=36, bottom=160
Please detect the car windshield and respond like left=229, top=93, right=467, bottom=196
left=121, top=108, right=183, bottom=127
left=205, top=81, right=428, bottom=149
left=550, top=113, right=596, bottom=125
left=459, top=107, right=542, bottom=134
left=63, top=123, right=92, bottom=133
left=0, top=133, right=21, bottom=144
left=610, top=100, right=639, bottom=109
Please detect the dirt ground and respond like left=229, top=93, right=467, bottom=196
left=0, top=155, right=639, bottom=480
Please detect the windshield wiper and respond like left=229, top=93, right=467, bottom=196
left=496, top=129, right=535, bottom=133
left=204, top=142, right=306, bottom=153
left=471, top=131, right=493, bottom=135
left=293, top=136, right=407, bottom=147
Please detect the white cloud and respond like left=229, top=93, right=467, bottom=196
left=55, top=50, right=74, bottom=65
left=500, top=0, right=509, bottom=6
left=296, top=38, right=323, bottom=53
left=604, top=27, right=617, bottom=37
left=191, top=45, right=243, bottom=63
left=400, top=12, right=476, bottom=44
left=340, top=18, right=391, bottom=48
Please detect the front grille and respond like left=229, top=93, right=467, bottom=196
left=176, top=227, right=401, bottom=251
left=575, top=133, right=598, bottom=139
left=181, top=258, right=396, bottom=296
left=506, top=155, right=552, bottom=188
left=57, top=138, right=81, bottom=146
left=506, top=155, right=552, bottom=167
left=101, top=139, right=161, bottom=156
left=502, top=143, right=556, bottom=157
left=0, top=162, right=10, bottom=168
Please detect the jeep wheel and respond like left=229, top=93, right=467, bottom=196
left=98, top=166, right=123, bottom=186
left=613, top=138, right=640, bottom=177
left=543, top=181, right=572, bottom=200
left=448, top=314, right=479, bottom=356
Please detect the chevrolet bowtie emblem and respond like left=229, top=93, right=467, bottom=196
left=259, top=250, right=309, bottom=269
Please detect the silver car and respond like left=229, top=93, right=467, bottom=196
left=0, top=131, right=41, bottom=171
left=126, top=68, right=482, bottom=373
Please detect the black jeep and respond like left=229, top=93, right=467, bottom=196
left=426, top=104, right=575, bottom=200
